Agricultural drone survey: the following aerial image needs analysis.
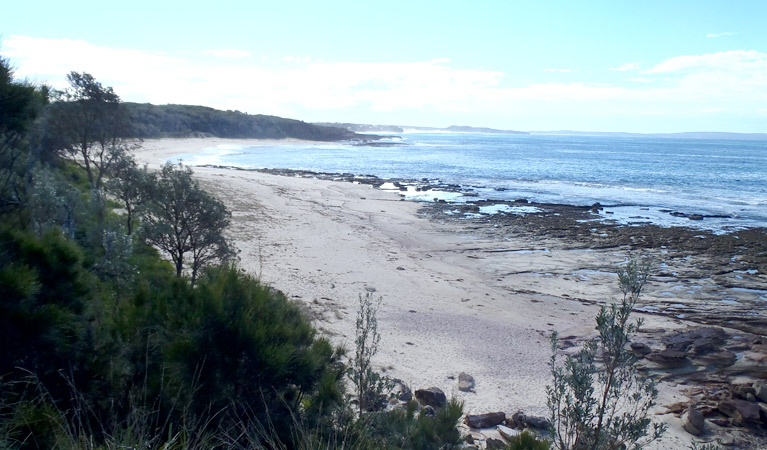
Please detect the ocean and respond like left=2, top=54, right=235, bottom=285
left=172, top=132, right=767, bottom=233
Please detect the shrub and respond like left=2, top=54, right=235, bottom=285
left=546, top=256, right=666, bottom=450
left=505, top=430, right=551, bottom=450
left=348, top=293, right=392, bottom=415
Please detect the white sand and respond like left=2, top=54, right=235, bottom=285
left=134, top=138, right=695, bottom=447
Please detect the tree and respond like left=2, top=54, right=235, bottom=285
left=105, top=152, right=150, bottom=235
left=0, top=55, right=48, bottom=209
left=141, top=162, right=233, bottom=285
left=43, top=72, right=131, bottom=189
left=547, top=256, right=666, bottom=450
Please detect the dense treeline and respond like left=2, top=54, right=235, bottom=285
left=0, top=62, right=465, bottom=449
left=125, top=103, right=361, bottom=141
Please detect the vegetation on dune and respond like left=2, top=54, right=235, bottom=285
left=124, top=102, right=360, bottom=141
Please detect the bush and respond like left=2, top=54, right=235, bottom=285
left=361, top=398, right=464, bottom=449
left=160, top=265, right=346, bottom=443
left=505, top=430, right=551, bottom=450
left=546, top=256, right=666, bottom=450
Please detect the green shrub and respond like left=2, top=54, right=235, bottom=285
left=160, top=265, right=346, bottom=443
left=361, top=398, right=464, bottom=449
left=546, top=256, right=666, bottom=450
left=506, top=430, right=551, bottom=450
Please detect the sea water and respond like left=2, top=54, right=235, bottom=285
left=171, top=133, right=767, bottom=233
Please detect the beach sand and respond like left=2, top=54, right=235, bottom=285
left=134, top=138, right=763, bottom=448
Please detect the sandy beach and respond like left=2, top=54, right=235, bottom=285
left=134, top=138, right=767, bottom=448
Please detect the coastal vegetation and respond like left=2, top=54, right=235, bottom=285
left=0, top=63, right=469, bottom=448
left=124, top=103, right=359, bottom=141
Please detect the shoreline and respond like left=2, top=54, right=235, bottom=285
left=133, top=138, right=767, bottom=448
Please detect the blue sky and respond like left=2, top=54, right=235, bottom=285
left=2, top=1, right=766, bottom=132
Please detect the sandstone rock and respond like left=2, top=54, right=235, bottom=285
left=497, top=424, right=521, bottom=440
left=682, top=405, right=705, bottom=436
left=662, top=327, right=727, bottom=355
left=754, top=382, right=767, bottom=403
left=695, top=350, right=737, bottom=366
left=718, top=399, right=761, bottom=425
left=465, top=411, right=505, bottom=429
left=415, top=387, right=446, bottom=409
left=709, top=418, right=730, bottom=427
left=630, top=342, right=652, bottom=356
left=646, top=349, right=691, bottom=368
left=511, top=411, right=551, bottom=430
left=458, top=372, right=475, bottom=392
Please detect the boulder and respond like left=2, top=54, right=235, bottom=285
left=415, top=387, right=446, bottom=409
left=718, top=399, right=761, bottom=425
left=422, top=405, right=435, bottom=416
left=465, top=411, right=505, bottom=429
left=510, top=411, right=552, bottom=430
left=458, top=372, right=475, bottom=392
left=646, top=349, right=691, bottom=368
left=682, top=405, right=705, bottom=436
left=754, top=382, right=767, bottom=403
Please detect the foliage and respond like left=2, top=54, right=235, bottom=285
left=104, top=152, right=151, bottom=235
left=141, top=162, right=233, bottom=285
left=361, top=398, right=464, bottom=449
left=505, top=430, right=551, bottom=450
left=0, top=55, right=48, bottom=210
left=546, top=255, right=666, bottom=450
left=124, top=102, right=357, bottom=141
left=160, top=265, right=346, bottom=441
left=41, top=72, right=132, bottom=189
left=348, top=293, right=392, bottom=415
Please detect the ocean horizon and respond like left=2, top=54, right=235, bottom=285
left=170, top=133, right=767, bottom=233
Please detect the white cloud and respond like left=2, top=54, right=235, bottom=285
left=609, top=62, right=639, bottom=71
left=2, top=36, right=765, bottom=131
left=645, top=50, right=766, bottom=73
left=204, top=49, right=252, bottom=58
left=707, top=32, right=737, bottom=38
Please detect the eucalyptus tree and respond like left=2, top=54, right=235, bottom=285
left=43, top=72, right=132, bottom=189
left=141, top=162, right=233, bottom=285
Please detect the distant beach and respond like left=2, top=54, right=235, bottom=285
left=135, top=138, right=767, bottom=448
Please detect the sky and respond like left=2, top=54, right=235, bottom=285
left=2, top=1, right=766, bottom=133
